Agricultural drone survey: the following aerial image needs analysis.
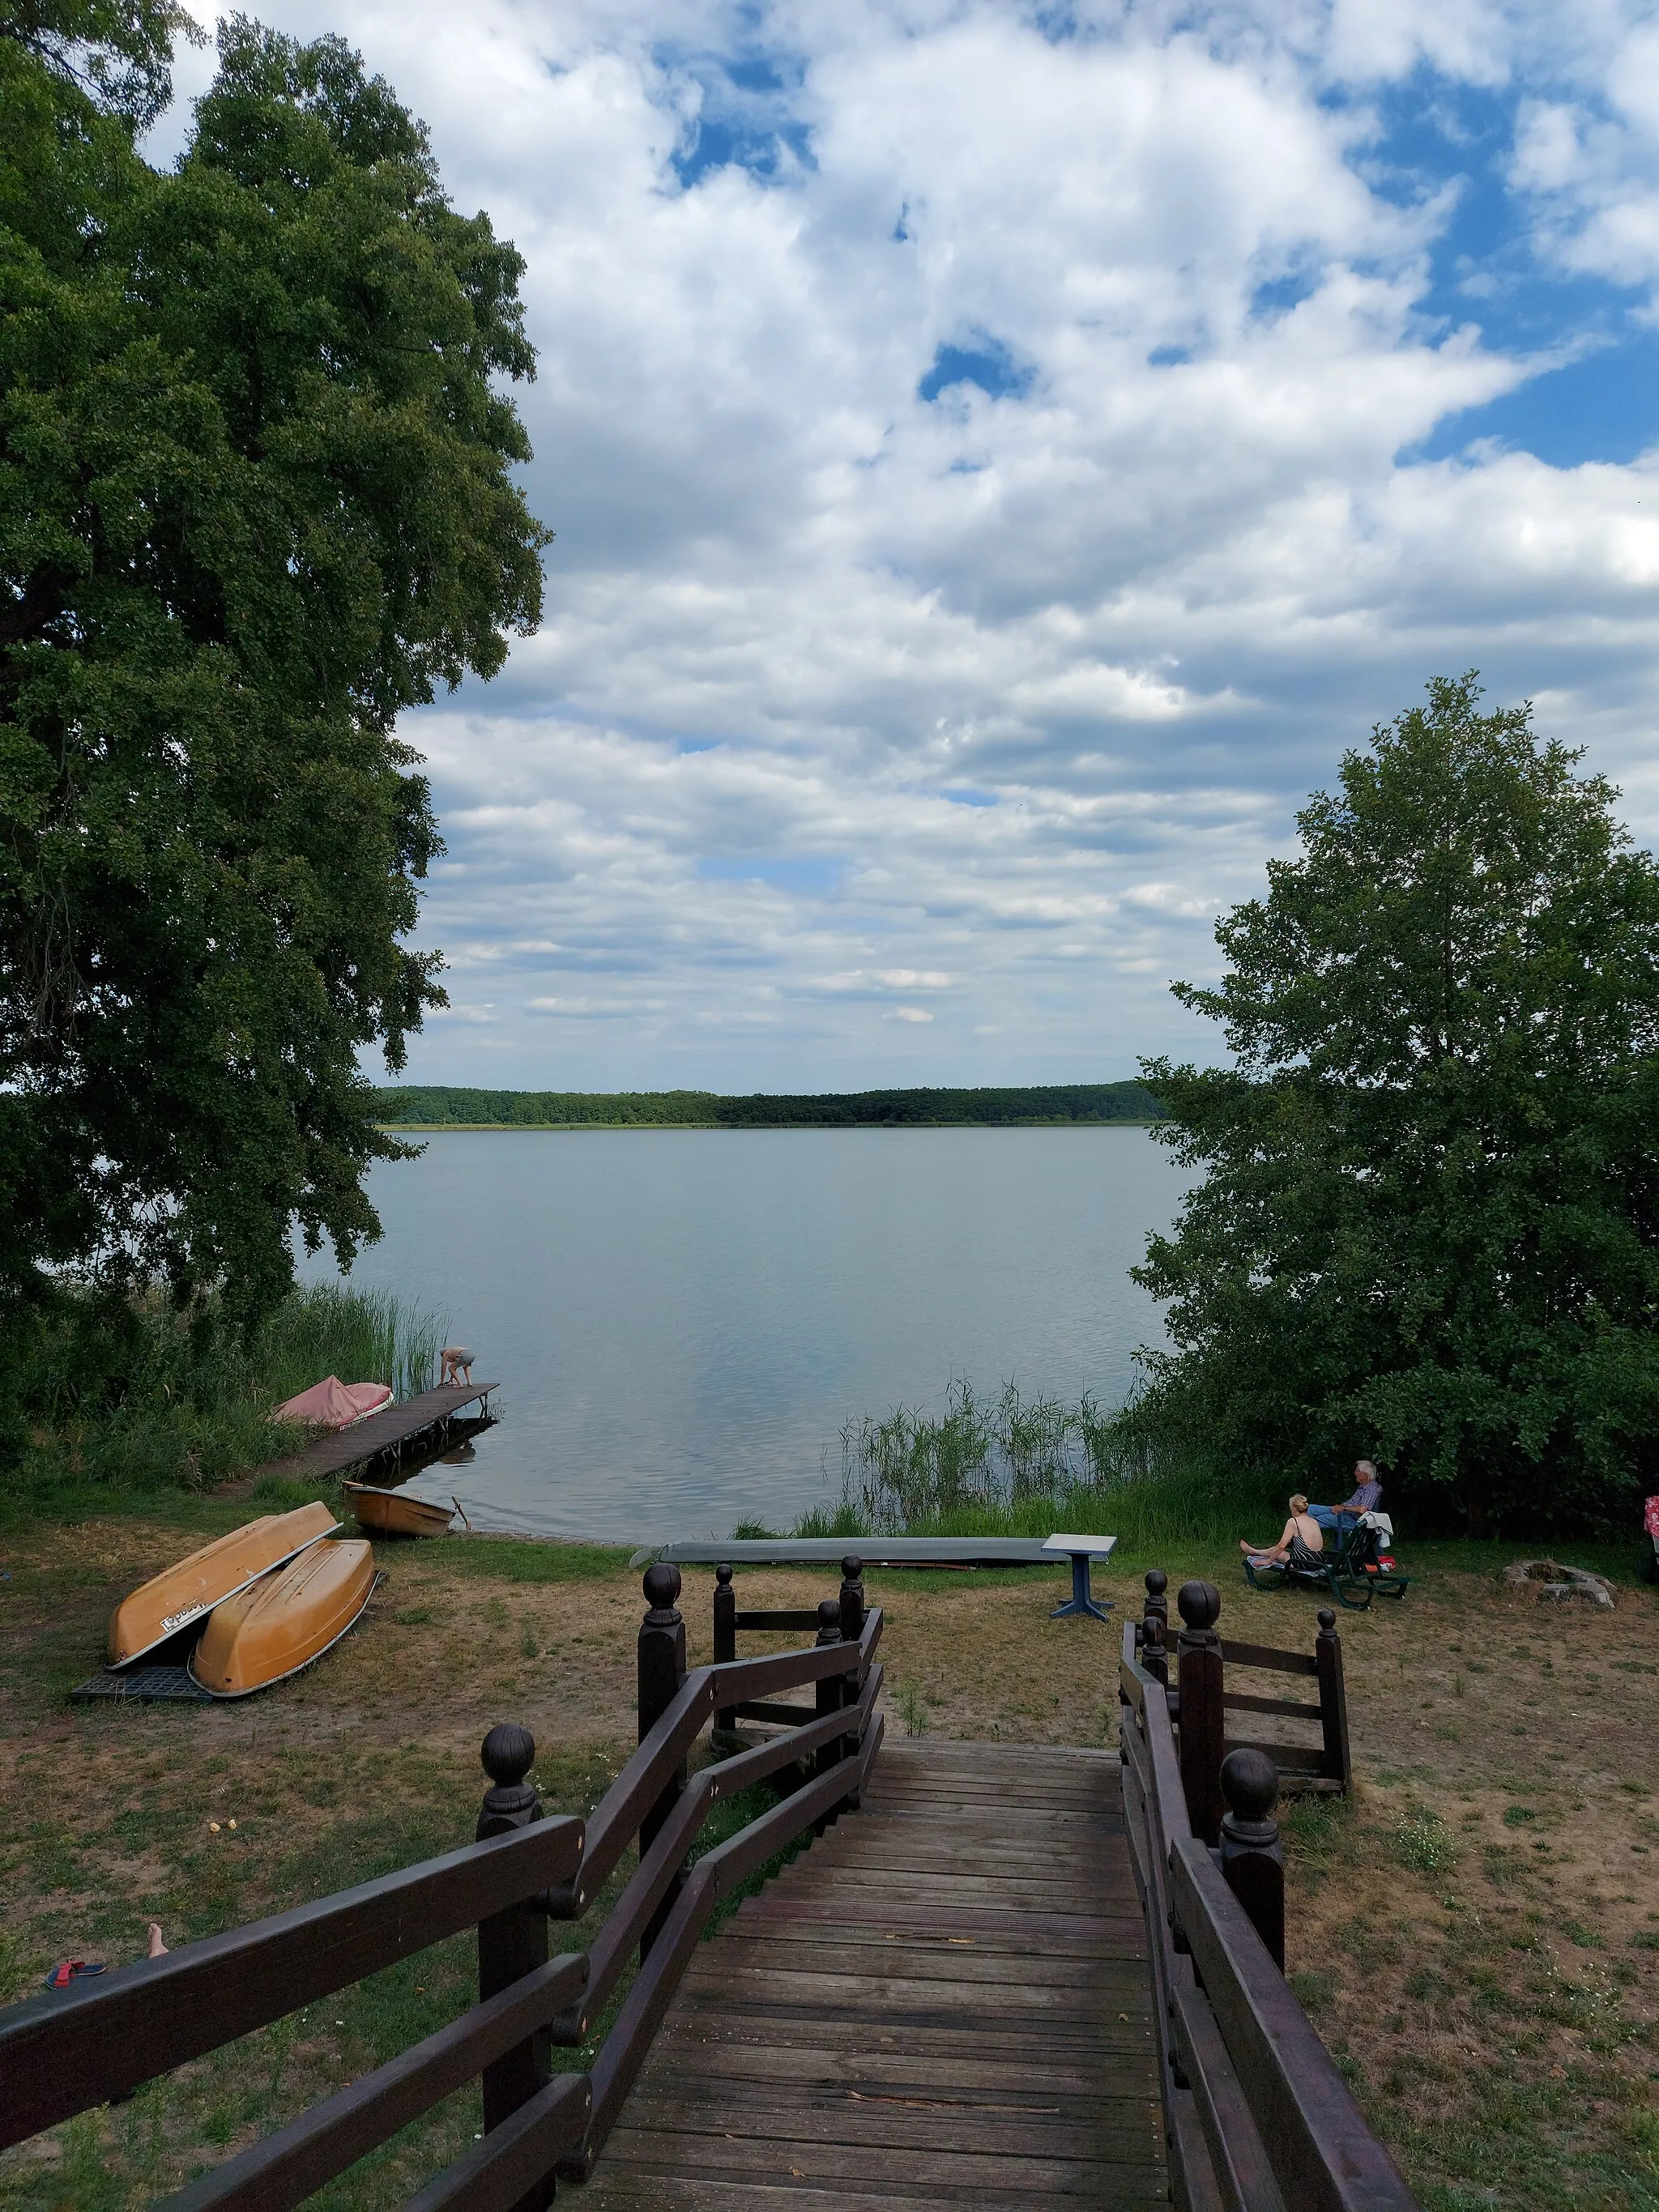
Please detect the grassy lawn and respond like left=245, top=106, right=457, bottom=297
left=0, top=1499, right=1653, bottom=2208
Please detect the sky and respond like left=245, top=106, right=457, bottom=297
left=164, top=0, right=1659, bottom=1090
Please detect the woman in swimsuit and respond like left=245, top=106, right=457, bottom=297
left=1240, top=1494, right=1324, bottom=1570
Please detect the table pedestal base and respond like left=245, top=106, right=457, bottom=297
left=1051, top=1551, right=1114, bottom=1622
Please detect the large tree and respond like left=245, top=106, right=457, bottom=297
left=1, top=5, right=549, bottom=1320
left=1136, top=676, right=1659, bottom=1536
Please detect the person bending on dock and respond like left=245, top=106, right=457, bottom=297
left=1308, top=1461, right=1381, bottom=1533
left=1240, top=1495, right=1324, bottom=1571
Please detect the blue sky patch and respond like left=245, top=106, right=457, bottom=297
left=698, top=857, right=845, bottom=895
left=919, top=335, right=1033, bottom=403
left=1411, top=332, right=1659, bottom=468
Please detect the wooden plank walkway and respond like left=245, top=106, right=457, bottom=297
left=584, top=1738, right=1165, bottom=2210
left=217, top=1380, right=497, bottom=1498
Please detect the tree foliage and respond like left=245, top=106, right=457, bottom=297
left=1, top=6, right=550, bottom=1322
left=1135, top=676, right=1659, bottom=1535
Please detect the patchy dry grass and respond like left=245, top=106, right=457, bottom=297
left=1271, top=1572, right=1659, bottom=2212
left=0, top=1507, right=1653, bottom=2209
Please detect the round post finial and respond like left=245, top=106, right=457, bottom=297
left=643, top=1562, right=683, bottom=1618
left=1219, top=1745, right=1279, bottom=1833
left=817, top=1597, right=842, bottom=1643
left=477, top=1722, right=541, bottom=1839
left=1218, top=1745, right=1284, bottom=1967
left=1145, top=1569, right=1168, bottom=1600
left=481, top=1721, right=535, bottom=1788
left=1176, top=1579, right=1222, bottom=1633
left=715, top=1562, right=733, bottom=1588
left=1316, top=1606, right=1337, bottom=1634
left=841, top=1554, right=864, bottom=1581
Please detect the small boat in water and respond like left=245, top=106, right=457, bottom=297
left=190, top=1538, right=376, bottom=1697
left=343, top=1481, right=459, bottom=1538
left=109, top=1503, right=338, bottom=1668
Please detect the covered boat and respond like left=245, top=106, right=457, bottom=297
left=343, top=1481, right=457, bottom=1537
left=190, top=1538, right=376, bottom=1698
left=108, top=1503, right=337, bottom=1668
left=273, top=1377, right=394, bottom=1431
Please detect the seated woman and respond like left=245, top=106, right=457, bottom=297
left=1240, top=1494, right=1324, bottom=1571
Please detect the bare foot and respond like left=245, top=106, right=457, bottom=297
left=146, top=1923, right=167, bottom=1959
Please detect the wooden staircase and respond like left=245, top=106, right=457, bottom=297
left=583, top=1738, right=1166, bottom=2207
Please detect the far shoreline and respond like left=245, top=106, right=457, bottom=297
left=376, top=1118, right=1165, bottom=1132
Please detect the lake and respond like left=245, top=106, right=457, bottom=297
left=298, top=1127, right=1191, bottom=1541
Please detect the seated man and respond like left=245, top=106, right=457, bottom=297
left=1240, top=1494, right=1325, bottom=1571
left=1309, top=1460, right=1382, bottom=1532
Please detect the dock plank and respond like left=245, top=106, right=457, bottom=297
left=220, top=1380, right=498, bottom=1497
left=582, top=1739, right=1165, bottom=2209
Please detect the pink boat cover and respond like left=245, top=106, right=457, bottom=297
left=273, top=1376, right=393, bottom=1430
left=1646, top=1495, right=1659, bottom=1541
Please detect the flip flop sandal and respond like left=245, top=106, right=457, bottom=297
left=45, top=1960, right=108, bottom=1991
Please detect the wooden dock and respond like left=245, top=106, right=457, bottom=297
left=220, top=1379, right=497, bottom=1497
left=583, top=1739, right=1164, bottom=2209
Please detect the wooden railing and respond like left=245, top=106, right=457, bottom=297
left=1120, top=1571, right=1418, bottom=2212
left=0, top=1561, right=881, bottom=2209
left=1136, top=1569, right=1350, bottom=1827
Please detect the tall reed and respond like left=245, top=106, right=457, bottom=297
left=3, top=1283, right=447, bottom=1500
left=817, top=1375, right=1272, bottom=1553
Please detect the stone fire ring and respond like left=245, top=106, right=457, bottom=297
left=1503, top=1558, right=1615, bottom=1608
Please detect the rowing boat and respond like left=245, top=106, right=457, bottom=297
left=190, top=1539, right=376, bottom=1698
left=108, top=1503, right=337, bottom=1668
left=342, top=1482, right=456, bottom=1537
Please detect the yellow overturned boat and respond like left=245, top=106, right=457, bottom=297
left=190, top=1538, right=376, bottom=1698
left=108, top=1503, right=337, bottom=1668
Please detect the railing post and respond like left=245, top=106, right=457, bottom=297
left=713, top=1562, right=736, bottom=1741
left=838, top=1556, right=865, bottom=1795
left=1175, top=1580, right=1226, bottom=1846
left=1218, top=1745, right=1285, bottom=1969
left=1142, top=1566, right=1169, bottom=1647
left=1315, top=1607, right=1351, bottom=1788
left=838, top=1554, right=865, bottom=1646
left=1140, top=1570, right=1170, bottom=1687
left=476, top=1721, right=552, bottom=2197
left=638, top=1563, right=687, bottom=1960
left=814, top=1598, right=845, bottom=1830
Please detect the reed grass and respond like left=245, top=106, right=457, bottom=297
left=1, top=1283, right=447, bottom=1509
left=796, top=1375, right=1282, bottom=1556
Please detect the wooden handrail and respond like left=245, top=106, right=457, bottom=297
left=1222, top=1639, right=1319, bottom=1677
left=561, top=1714, right=886, bottom=2181
left=403, top=2071, right=593, bottom=2212
left=1169, top=1839, right=1415, bottom=2212
left=159, top=1952, right=589, bottom=2212
left=1120, top=1583, right=1419, bottom=2212
left=1, top=1560, right=881, bottom=2212
left=552, top=1661, right=885, bottom=2043
left=0, top=1813, right=583, bottom=2144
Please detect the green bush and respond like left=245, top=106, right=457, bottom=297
left=1, top=1282, right=446, bottom=1505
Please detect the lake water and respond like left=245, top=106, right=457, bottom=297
left=298, top=1127, right=1190, bottom=1541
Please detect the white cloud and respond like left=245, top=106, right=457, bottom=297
left=160, top=1, right=1659, bottom=1086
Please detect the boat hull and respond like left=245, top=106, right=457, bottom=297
left=343, top=1482, right=454, bottom=1537
left=190, top=1539, right=376, bottom=1698
left=108, top=1504, right=338, bottom=1668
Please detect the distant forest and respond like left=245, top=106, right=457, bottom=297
left=373, top=1082, right=1166, bottom=1127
